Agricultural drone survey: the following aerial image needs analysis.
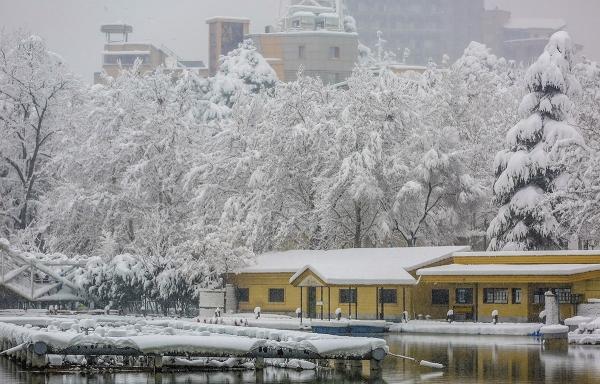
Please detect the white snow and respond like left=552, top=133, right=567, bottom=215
left=454, top=249, right=600, bottom=258
left=390, top=320, right=542, bottom=336
left=240, top=246, right=470, bottom=277
left=0, top=315, right=388, bottom=360
left=540, top=324, right=569, bottom=334
left=417, top=263, right=600, bottom=276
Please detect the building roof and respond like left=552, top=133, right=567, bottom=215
left=102, top=50, right=151, bottom=55
left=417, top=264, right=600, bottom=276
left=504, top=18, right=566, bottom=31
left=238, top=246, right=470, bottom=276
left=178, top=60, right=206, bottom=68
left=205, top=16, right=250, bottom=24
left=289, top=260, right=416, bottom=285
left=453, top=249, right=600, bottom=258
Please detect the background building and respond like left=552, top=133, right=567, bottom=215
left=206, top=17, right=250, bottom=76
left=95, top=24, right=207, bottom=84
left=249, top=0, right=358, bottom=83
left=345, top=0, right=579, bottom=66
left=345, top=0, right=484, bottom=65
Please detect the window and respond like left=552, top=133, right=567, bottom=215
left=339, top=288, right=357, bottom=304
left=236, top=288, right=249, bottom=303
left=380, top=289, right=397, bottom=304
left=456, top=288, right=473, bottom=305
left=268, top=288, right=284, bottom=303
left=292, top=19, right=300, bottom=28
left=431, top=289, right=449, bottom=305
left=298, top=45, right=305, bottom=59
left=533, top=288, right=573, bottom=304
left=484, top=288, right=508, bottom=304
left=329, top=46, right=340, bottom=59
left=556, top=288, right=572, bottom=304
left=512, top=288, right=522, bottom=304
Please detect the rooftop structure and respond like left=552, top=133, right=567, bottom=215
left=206, top=17, right=250, bottom=76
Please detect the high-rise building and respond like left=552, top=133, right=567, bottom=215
left=94, top=24, right=207, bottom=83
left=206, top=17, right=250, bottom=76
left=248, top=0, right=358, bottom=83
left=345, top=0, right=484, bottom=65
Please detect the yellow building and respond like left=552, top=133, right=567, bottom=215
left=416, top=250, right=600, bottom=323
left=233, top=246, right=468, bottom=321
left=233, top=248, right=600, bottom=324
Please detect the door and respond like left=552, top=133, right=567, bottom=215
left=308, top=287, right=317, bottom=318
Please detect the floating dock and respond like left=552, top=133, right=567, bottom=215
left=0, top=317, right=387, bottom=373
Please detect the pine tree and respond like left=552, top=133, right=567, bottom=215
left=487, top=31, right=584, bottom=251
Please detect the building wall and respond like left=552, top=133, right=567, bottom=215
left=416, top=280, right=579, bottom=323
left=233, top=272, right=410, bottom=320
left=207, top=19, right=250, bottom=76
left=101, top=43, right=166, bottom=79
left=250, top=32, right=358, bottom=83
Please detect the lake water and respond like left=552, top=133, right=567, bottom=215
left=1, top=333, right=599, bottom=383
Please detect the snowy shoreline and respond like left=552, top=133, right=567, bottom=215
left=389, top=320, right=544, bottom=336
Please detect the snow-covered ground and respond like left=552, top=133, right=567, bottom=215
left=389, top=320, right=543, bottom=336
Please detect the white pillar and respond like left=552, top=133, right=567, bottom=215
left=544, top=291, right=559, bottom=325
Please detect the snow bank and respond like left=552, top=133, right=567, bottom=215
left=540, top=325, right=568, bottom=334
left=389, top=320, right=542, bottom=336
left=564, top=316, right=593, bottom=326
left=568, top=316, right=600, bottom=345
left=0, top=315, right=387, bottom=360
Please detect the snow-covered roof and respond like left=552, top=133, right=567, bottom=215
left=292, top=11, right=316, bottom=18
left=102, top=51, right=151, bottom=55
left=205, top=16, right=250, bottom=23
left=417, top=264, right=600, bottom=276
left=504, top=18, right=566, bottom=31
left=289, top=5, right=335, bottom=14
left=238, top=246, right=470, bottom=278
left=250, top=31, right=358, bottom=37
left=454, top=249, right=600, bottom=258
left=289, top=261, right=416, bottom=285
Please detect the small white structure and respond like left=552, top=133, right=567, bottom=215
left=544, top=290, right=560, bottom=325
left=198, top=289, right=225, bottom=318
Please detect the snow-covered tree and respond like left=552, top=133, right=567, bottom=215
left=487, top=31, right=585, bottom=251
left=209, top=39, right=277, bottom=110
left=390, top=126, right=483, bottom=246
left=0, top=33, right=81, bottom=241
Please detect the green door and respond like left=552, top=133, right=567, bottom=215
left=308, top=287, right=317, bottom=318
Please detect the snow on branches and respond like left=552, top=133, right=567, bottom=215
left=487, top=31, right=585, bottom=251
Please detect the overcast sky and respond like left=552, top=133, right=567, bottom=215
left=1, top=0, right=598, bottom=83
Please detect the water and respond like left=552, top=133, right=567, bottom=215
left=1, top=334, right=599, bottom=383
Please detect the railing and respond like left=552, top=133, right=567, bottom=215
left=0, top=241, right=85, bottom=303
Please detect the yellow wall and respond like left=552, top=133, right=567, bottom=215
left=416, top=280, right=578, bottom=322
left=233, top=272, right=411, bottom=320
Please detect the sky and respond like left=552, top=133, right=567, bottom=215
left=0, top=0, right=598, bottom=83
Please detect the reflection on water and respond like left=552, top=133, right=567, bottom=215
left=2, top=334, right=600, bottom=383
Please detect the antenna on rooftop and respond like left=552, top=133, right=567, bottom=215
left=100, top=24, right=133, bottom=43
